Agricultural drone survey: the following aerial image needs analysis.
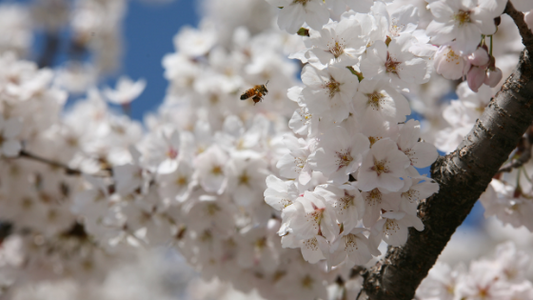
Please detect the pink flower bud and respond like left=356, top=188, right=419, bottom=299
left=468, top=47, right=490, bottom=67
left=467, top=66, right=486, bottom=92
left=484, top=67, right=503, bottom=87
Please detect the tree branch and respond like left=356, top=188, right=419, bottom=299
left=38, top=33, right=60, bottom=69
left=361, top=11, right=533, bottom=300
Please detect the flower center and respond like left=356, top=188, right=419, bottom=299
left=344, top=234, right=359, bottom=251
left=401, top=189, right=419, bottom=203
left=335, top=149, right=353, bottom=170
left=295, top=156, right=306, bottom=169
left=200, top=230, right=212, bottom=241
left=454, top=9, right=472, bottom=26
left=446, top=48, right=460, bottom=62
left=211, top=165, right=223, bottom=175
left=301, top=274, right=314, bottom=289
left=167, top=147, right=178, bottom=159
left=367, top=188, right=382, bottom=206
left=328, top=39, right=345, bottom=58
left=367, top=91, right=385, bottom=110
left=206, top=203, right=221, bottom=215
left=323, top=76, right=341, bottom=99
left=384, top=219, right=400, bottom=234
left=176, top=176, right=188, bottom=186
left=368, top=136, right=381, bottom=147
left=390, top=21, right=405, bottom=37
left=385, top=53, right=401, bottom=74
left=339, top=192, right=355, bottom=210
left=371, top=156, right=389, bottom=175
left=238, top=171, right=250, bottom=186
left=255, top=237, right=267, bottom=250
left=303, top=237, right=319, bottom=251
left=307, top=202, right=326, bottom=235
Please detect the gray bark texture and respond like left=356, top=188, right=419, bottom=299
left=360, top=3, right=533, bottom=300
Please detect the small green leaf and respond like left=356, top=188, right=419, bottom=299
left=297, top=28, right=310, bottom=37
left=385, top=36, right=392, bottom=47
left=346, top=66, right=364, bottom=82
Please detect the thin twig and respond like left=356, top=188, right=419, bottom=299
left=19, top=150, right=81, bottom=175
left=505, top=1, right=533, bottom=54
left=498, top=134, right=532, bottom=173
left=18, top=150, right=110, bottom=177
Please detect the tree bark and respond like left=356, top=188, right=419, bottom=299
left=361, top=3, right=533, bottom=300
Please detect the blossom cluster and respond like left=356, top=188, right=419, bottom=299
left=0, top=0, right=533, bottom=299
left=0, top=0, right=129, bottom=94
left=264, top=0, right=440, bottom=268
left=480, top=156, right=533, bottom=232
left=427, top=0, right=532, bottom=92
left=0, top=51, right=140, bottom=287
left=417, top=242, right=533, bottom=300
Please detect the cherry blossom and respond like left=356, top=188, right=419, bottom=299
left=434, top=44, right=471, bottom=80
left=103, top=76, right=146, bottom=105
left=301, top=64, right=360, bottom=122
left=308, top=126, right=370, bottom=183
left=358, top=138, right=410, bottom=192
left=328, top=229, right=375, bottom=269
left=417, top=262, right=466, bottom=300
left=315, top=183, right=364, bottom=233
left=193, top=145, right=229, bottom=194
left=426, top=0, right=506, bottom=55
left=281, top=191, right=338, bottom=242
left=360, top=35, right=431, bottom=89
left=266, top=0, right=329, bottom=34
left=264, top=175, right=300, bottom=211
left=0, top=116, right=22, bottom=157
left=480, top=179, right=533, bottom=231
left=396, top=119, right=438, bottom=168
left=353, top=78, right=411, bottom=124
left=276, top=134, right=314, bottom=185
left=304, top=17, right=367, bottom=69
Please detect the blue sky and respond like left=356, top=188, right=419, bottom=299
left=14, top=0, right=200, bottom=120
left=119, top=0, right=200, bottom=120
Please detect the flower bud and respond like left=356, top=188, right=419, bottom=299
left=484, top=67, right=503, bottom=88
left=467, top=66, right=486, bottom=92
left=468, top=47, right=490, bottom=67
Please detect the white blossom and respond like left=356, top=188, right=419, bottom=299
left=103, top=76, right=146, bottom=105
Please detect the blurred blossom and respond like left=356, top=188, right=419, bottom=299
left=103, top=76, right=147, bottom=105
left=0, top=4, right=32, bottom=57
left=70, top=0, right=126, bottom=73
left=54, top=62, right=98, bottom=94
left=31, top=0, right=70, bottom=32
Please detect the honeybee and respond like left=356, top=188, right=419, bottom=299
left=240, top=81, right=269, bottom=104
